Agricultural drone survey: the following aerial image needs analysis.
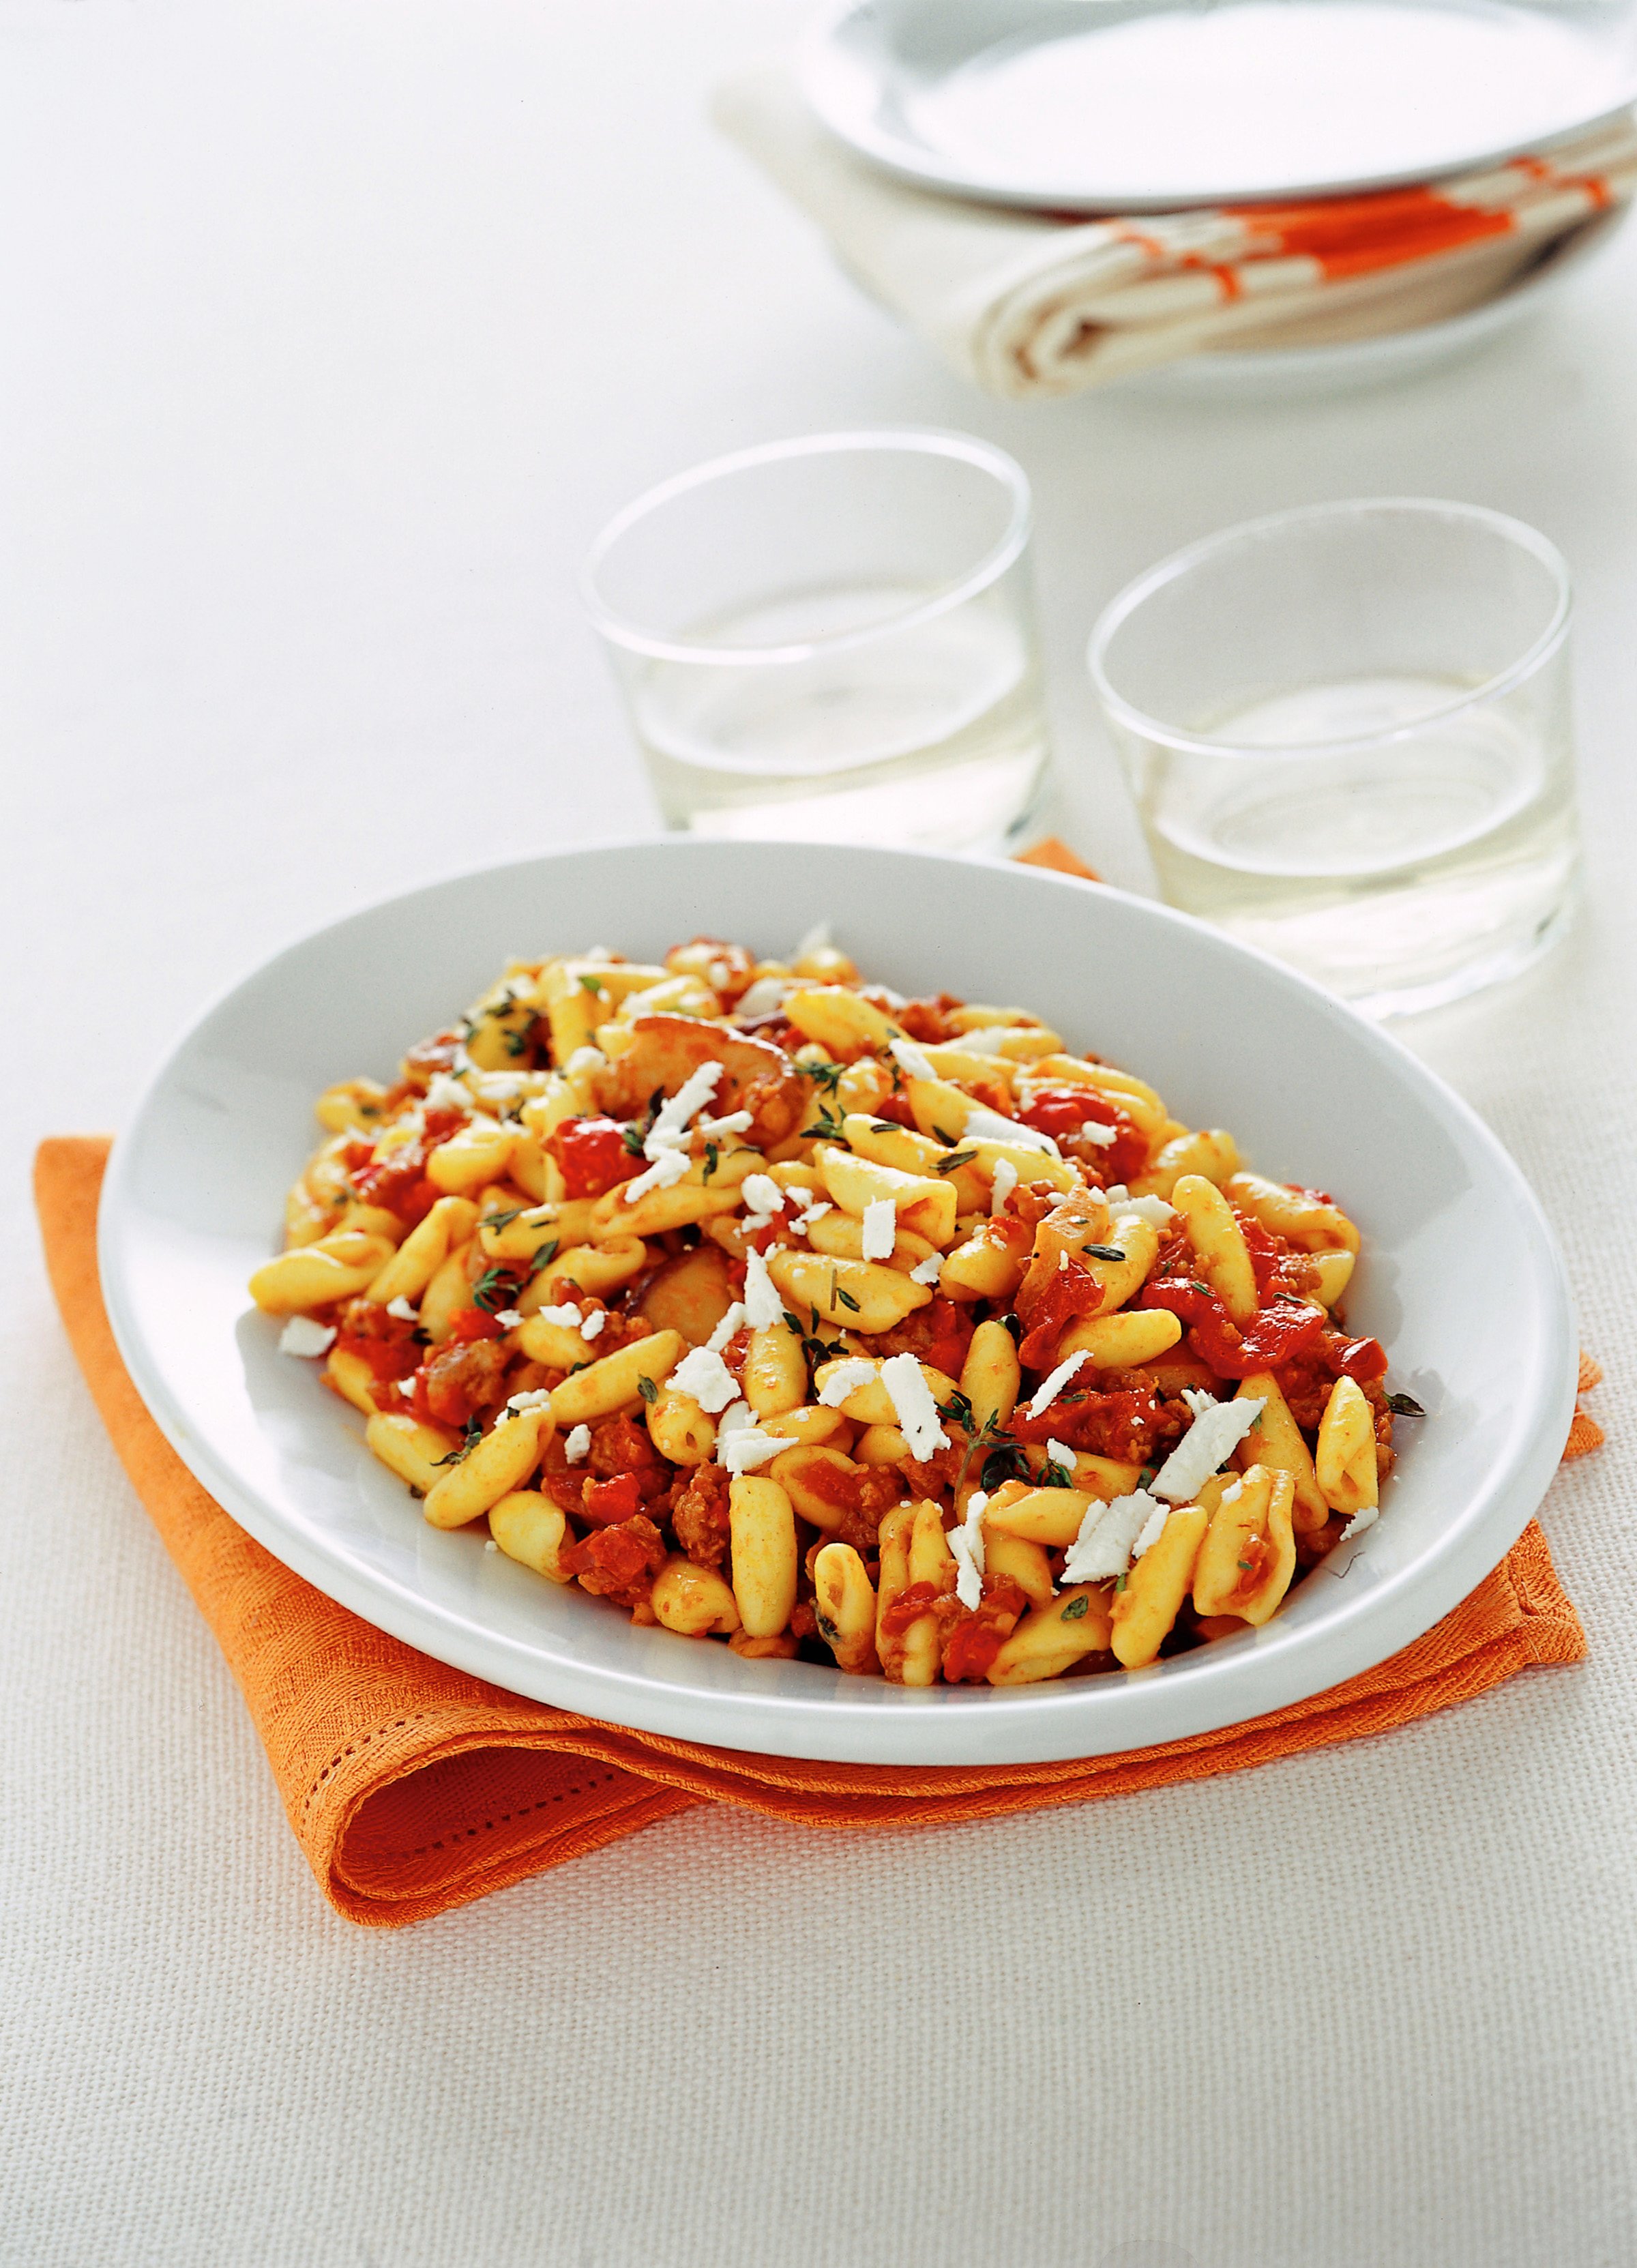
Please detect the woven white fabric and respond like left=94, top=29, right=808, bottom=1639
left=3, top=4, right=1636, bottom=2265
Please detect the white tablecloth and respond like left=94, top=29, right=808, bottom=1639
left=5, top=5, right=1634, bottom=2262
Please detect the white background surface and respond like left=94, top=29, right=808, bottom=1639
left=3, top=3, right=1635, bottom=2263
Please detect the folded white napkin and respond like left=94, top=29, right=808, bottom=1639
left=713, top=64, right=1637, bottom=395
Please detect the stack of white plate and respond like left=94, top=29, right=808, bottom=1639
left=801, top=0, right=1637, bottom=389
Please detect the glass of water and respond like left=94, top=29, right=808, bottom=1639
left=582, top=430, right=1050, bottom=851
left=1087, top=499, right=1580, bottom=1016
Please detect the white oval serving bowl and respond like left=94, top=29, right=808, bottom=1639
left=99, top=840, right=1576, bottom=1765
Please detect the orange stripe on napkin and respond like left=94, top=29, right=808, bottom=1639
left=34, top=1136, right=1589, bottom=1926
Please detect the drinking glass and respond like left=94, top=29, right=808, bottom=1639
left=582, top=430, right=1050, bottom=850
left=1087, top=499, right=1580, bottom=1016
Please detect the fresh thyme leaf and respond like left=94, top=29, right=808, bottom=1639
left=526, top=1239, right=560, bottom=1277
left=815, top=1612, right=840, bottom=1645
left=981, top=1443, right=1032, bottom=1492
left=703, top=1142, right=719, bottom=1182
left=869, top=1120, right=900, bottom=1135
left=937, top=1390, right=975, bottom=1432
left=1037, top=1457, right=1074, bottom=1488
left=782, top=1309, right=806, bottom=1337
left=1001, top=1312, right=1023, bottom=1347
left=810, top=1305, right=822, bottom=1339
left=801, top=1106, right=846, bottom=1141
left=798, top=1060, right=844, bottom=1093
left=931, top=1123, right=960, bottom=1147
left=1237, top=1559, right=1254, bottom=1572
left=1138, top=1465, right=1157, bottom=1488
left=1189, top=1279, right=1213, bottom=1299
left=621, top=1123, right=647, bottom=1158
left=1387, top=1391, right=1426, bottom=1417
left=1115, top=1572, right=1128, bottom=1593
left=471, top=1265, right=519, bottom=1314
left=578, top=973, right=605, bottom=997
left=1086, top=1244, right=1127, bottom=1263
left=432, top=1416, right=484, bottom=1467
left=637, top=1374, right=659, bottom=1405
left=834, top=1286, right=861, bottom=1314
left=484, top=1204, right=530, bottom=1231
left=936, top=1149, right=978, bottom=1175
left=1061, top=1594, right=1090, bottom=1621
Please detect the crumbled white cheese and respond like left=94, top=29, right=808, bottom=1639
left=952, top=1026, right=1012, bottom=1055
left=580, top=1308, right=606, bottom=1340
left=742, top=1249, right=784, bottom=1331
left=1116, top=1194, right=1177, bottom=1231
left=909, top=1252, right=943, bottom=1286
left=423, top=1072, right=475, bottom=1116
left=278, top=1316, right=336, bottom=1358
left=990, top=1157, right=1018, bottom=1216
left=880, top=1352, right=945, bottom=1460
left=563, top=1424, right=591, bottom=1464
left=621, top=1145, right=692, bottom=1201
left=861, top=1198, right=897, bottom=1261
left=563, top=1044, right=607, bottom=1082
left=706, top=1301, right=748, bottom=1353
left=1071, top=1117, right=1118, bottom=1148
left=669, top=1346, right=741, bottom=1414
left=716, top=1399, right=754, bottom=1434
left=793, top=920, right=834, bottom=960
left=1044, top=1439, right=1077, bottom=1477
left=1218, top=1477, right=1244, bottom=1509
left=484, top=1538, right=499, bottom=1552
left=385, top=1297, right=419, bottom=1323
left=1061, top=1489, right=1164, bottom=1585
left=496, top=1388, right=553, bottom=1427
left=817, top=1358, right=879, bottom=1409
left=537, top=1301, right=584, bottom=1329
left=949, top=1489, right=988, bottom=1610
left=696, top=1109, right=753, bottom=1141
left=396, top=1378, right=415, bottom=1398
left=492, top=1309, right=525, bottom=1329
left=964, top=1103, right=1061, bottom=1157
left=791, top=1192, right=830, bottom=1224
left=1058, top=1250, right=1069, bottom=1271
left=1131, top=1496, right=1170, bottom=1561
left=1025, top=1351, right=1087, bottom=1421
left=719, top=1426, right=799, bottom=1475
left=873, top=983, right=909, bottom=1011
left=1103, top=1184, right=1128, bottom=1206
left=740, top=1173, right=785, bottom=1219
left=1340, top=1504, right=1379, bottom=1542
left=1151, top=1390, right=1265, bottom=1503
left=707, top=958, right=733, bottom=992
left=736, top=975, right=793, bottom=1020
left=623, top=1059, right=726, bottom=1203
left=889, top=1035, right=939, bottom=1084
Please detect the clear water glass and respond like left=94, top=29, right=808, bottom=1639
left=1087, top=499, right=1580, bottom=1017
left=582, top=430, right=1050, bottom=851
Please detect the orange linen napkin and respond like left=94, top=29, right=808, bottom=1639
left=36, top=1135, right=1590, bottom=1926
left=714, top=66, right=1637, bottom=393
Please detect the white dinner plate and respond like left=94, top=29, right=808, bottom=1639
left=99, top=840, right=1576, bottom=1765
left=802, top=0, right=1637, bottom=212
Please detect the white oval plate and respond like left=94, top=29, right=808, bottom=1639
left=803, top=0, right=1637, bottom=213
left=100, top=841, right=1576, bottom=1765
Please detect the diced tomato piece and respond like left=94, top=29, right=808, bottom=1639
left=1335, top=1334, right=1389, bottom=1383
left=869, top=1093, right=918, bottom=1130
left=1017, top=1087, right=1148, bottom=1184
left=879, top=1580, right=945, bottom=1637
left=545, top=1115, right=644, bottom=1201
left=1140, top=1278, right=1327, bottom=1380
left=580, top=1472, right=645, bottom=1527
left=447, top=1306, right=506, bottom=1343
left=1016, top=1255, right=1103, bottom=1370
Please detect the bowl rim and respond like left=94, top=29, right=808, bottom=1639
left=97, top=836, right=1579, bottom=1764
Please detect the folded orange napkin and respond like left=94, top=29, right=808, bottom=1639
left=35, top=1132, right=1591, bottom=1926
left=715, top=65, right=1637, bottom=392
